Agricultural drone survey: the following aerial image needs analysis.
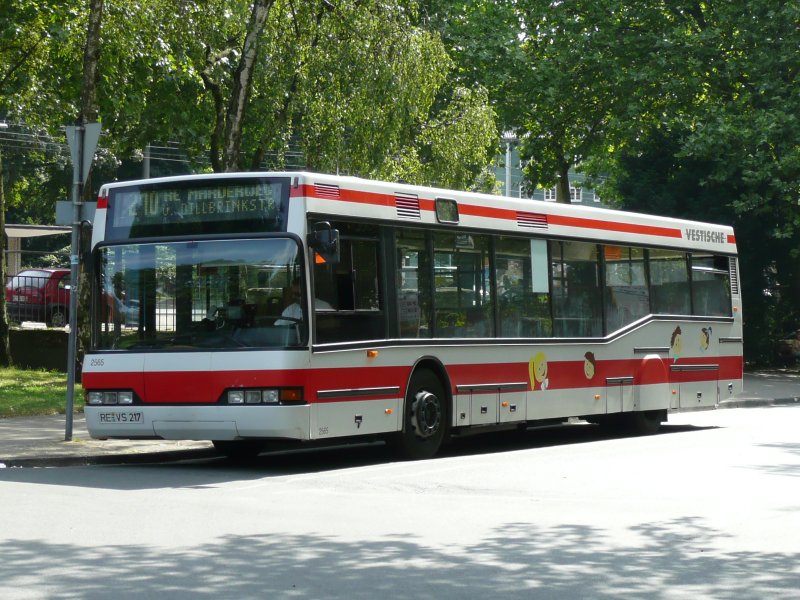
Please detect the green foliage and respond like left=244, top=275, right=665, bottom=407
left=4, top=0, right=800, bottom=367
left=2, top=0, right=499, bottom=194
left=0, top=367, right=82, bottom=417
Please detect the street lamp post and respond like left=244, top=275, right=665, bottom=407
left=501, top=131, right=517, bottom=198
left=0, top=121, right=10, bottom=367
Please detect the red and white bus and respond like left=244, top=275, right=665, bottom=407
left=82, top=172, right=743, bottom=459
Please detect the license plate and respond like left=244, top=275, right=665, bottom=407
left=98, top=411, right=144, bottom=424
left=12, top=295, right=26, bottom=303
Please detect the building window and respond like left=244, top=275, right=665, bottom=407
left=543, top=187, right=556, bottom=202
left=570, top=186, right=582, bottom=203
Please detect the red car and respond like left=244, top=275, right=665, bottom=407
left=5, top=268, right=71, bottom=327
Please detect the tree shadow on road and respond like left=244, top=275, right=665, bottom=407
left=0, top=518, right=796, bottom=599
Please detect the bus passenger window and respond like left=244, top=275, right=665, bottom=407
left=432, top=233, right=492, bottom=338
left=397, top=230, right=431, bottom=338
left=496, top=236, right=551, bottom=337
left=691, top=254, right=732, bottom=317
left=603, top=245, right=649, bottom=333
left=551, top=241, right=602, bottom=337
left=650, top=249, right=691, bottom=315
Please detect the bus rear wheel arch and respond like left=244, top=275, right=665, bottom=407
left=392, top=367, right=450, bottom=460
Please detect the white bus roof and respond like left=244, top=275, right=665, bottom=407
left=97, top=171, right=737, bottom=254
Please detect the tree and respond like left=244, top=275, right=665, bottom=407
left=601, top=2, right=800, bottom=364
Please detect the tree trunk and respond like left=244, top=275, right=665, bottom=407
left=555, top=161, right=571, bottom=204
left=222, top=0, right=276, bottom=172
left=79, top=0, right=104, bottom=124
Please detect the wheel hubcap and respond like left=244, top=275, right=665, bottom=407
left=411, top=390, right=441, bottom=438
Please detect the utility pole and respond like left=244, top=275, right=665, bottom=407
left=64, top=123, right=100, bottom=441
left=143, top=143, right=150, bottom=178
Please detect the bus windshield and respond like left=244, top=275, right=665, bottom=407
left=94, top=237, right=304, bottom=350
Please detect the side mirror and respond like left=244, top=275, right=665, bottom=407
left=308, top=221, right=340, bottom=264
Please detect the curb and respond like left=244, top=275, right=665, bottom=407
left=718, top=397, right=800, bottom=409
left=1, top=447, right=219, bottom=469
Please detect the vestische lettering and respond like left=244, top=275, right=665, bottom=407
left=685, top=228, right=725, bottom=244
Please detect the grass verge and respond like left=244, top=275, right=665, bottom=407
left=0, top=367, right=83, bottom=418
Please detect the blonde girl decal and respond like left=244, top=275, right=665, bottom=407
left=529, top=352, right=549, bottom=391
left=670, top=326, right=683, bottom=362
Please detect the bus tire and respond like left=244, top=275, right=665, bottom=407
left=392, top=369, right=448, bottom=460
left=624, top=410, right=665, bottom=435
left=213, top=439, right=266, bottom=460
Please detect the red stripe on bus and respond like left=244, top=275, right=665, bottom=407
left=548, top=214, right=683, bottom=238
left=299, top=184, right=689, bottom=241
left=83, top=355, right=741, bottom=405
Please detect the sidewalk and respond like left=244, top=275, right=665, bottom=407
left=0, top=414, right=215, bottom=468
left=1, top=372, right=798, bottom=468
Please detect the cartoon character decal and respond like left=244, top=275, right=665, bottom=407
left=670, top=326, right=683, bottom=362
left=584, top=351, right=596, bottom=380
left=529, top=351, right=549, bottom=391
left=700, top=327, right=712, bottom=352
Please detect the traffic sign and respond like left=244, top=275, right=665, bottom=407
left=65, top=123, right=101, bottom=184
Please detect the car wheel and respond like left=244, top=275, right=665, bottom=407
left=48, top=306, right=67, bottom=328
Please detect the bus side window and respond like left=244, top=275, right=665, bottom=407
left=496, top=236, right=551, bottom=338
left=650, top=249, right=690, bottom=315
left=602, top=245, right=649, bottom=333
left=311, top=221, right=384, bottom=343
left=551, top=241, right=602, bottom=337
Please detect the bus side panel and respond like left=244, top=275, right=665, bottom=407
left=311, top=398, right=401, bottom=440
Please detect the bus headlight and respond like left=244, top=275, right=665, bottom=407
left=86, top=390, right=136, bottom=405
left=224, top=388, right=303, bottom=405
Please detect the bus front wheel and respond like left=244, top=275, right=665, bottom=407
left=392, top=369, right=448, bottom=460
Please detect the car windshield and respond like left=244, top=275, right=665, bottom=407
left=94, top=238, right=305, bottom=350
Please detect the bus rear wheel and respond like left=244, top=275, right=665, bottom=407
left=392, top=369, right=448, bottom=460
left=595, top=410, right=665, bottom=435
left=213, top=439, right=266, bottom=460
left=626, top=409, right=665, bottom=435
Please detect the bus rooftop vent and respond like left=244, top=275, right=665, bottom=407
left=517, top=211, right=549, bottom=230
left=314, top=183, right=341, bottom=199
left=395, top=193, right=421, bottom=219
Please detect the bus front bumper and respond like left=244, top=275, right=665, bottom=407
left=84, top=404, right=311, bottom=441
